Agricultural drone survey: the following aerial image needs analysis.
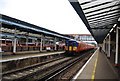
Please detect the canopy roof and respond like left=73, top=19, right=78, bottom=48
left=1, top=14, right=71, bottom=39
left=69, top=0, right=120, bottom=43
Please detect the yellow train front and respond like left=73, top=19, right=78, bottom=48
left=65, top=40, right=79, bottom=55
left=65, top=40, right=95, bottom=55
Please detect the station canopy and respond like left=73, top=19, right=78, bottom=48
left=69, top=0, right=120, bottom=43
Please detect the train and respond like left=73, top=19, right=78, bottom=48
left=65, top=40, right=95, bottom=55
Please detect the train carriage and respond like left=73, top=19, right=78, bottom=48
left=65, top=40, right=95, bottom=55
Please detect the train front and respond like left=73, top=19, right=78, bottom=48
left=65, top=40, right=78, bottom=55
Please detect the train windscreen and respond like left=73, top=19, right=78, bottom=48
left=68, top=41, right=77, bottom=47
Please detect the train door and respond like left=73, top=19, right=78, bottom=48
left=65, top=41, right=68, bottom=51
left=68, top=41, right=73, bottom=52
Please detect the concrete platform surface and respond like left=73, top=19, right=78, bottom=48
left=74, top=49, right=118, bottom=81
left=1, top=51, right=65, bottom=62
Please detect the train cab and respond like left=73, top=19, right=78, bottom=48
left=65, top=40, right=95, bottom=55
left=65, top=40, right=78, bottom=54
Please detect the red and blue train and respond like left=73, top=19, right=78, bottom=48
left=65, top=40, right=95, bottom=55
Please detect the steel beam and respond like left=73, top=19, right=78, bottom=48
left=40, top=36, right=43, bottom=51
left=82, top=1, right=115, bottom=10
left=86, top=7, right=120, bottom=18
left=80, top=0, right=96, bottom=5
left=0, top=23, right=2, bottom=52
left=88, top=15, right=119, bottom=23
left=87, top=11, right=120, bottom=20
left=13, top=28, right=17, bottom=54
left=89, top=23, right=117, bottom=28
left=88, top=14, right=120, bottom=21
left=108, top=34, right=111, bottom=58
left=85, top=3, right=120, bottom=14
left=115, top=27, right=119, bottom=66
left=102, top=40, right=105, bottom=52
left=89, top=18, right=118, bottom=26
left=54, top=37, right=57, bottom=50
left=90, top=22, right=116, bottom=28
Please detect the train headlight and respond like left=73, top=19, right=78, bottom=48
left=73, top=47, right=77, bottom=51
left=65, top=46, right=68, bottom=50
left=69, top=46, right=72, bottom=51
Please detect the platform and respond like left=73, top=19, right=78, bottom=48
left=73, top=49, right=118, bottom=81
left=1, top=51, right=65, bottom=62
left=1, top=51, right=65, bottom=73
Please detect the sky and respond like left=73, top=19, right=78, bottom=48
left=0, top=0, right=90, bottom=34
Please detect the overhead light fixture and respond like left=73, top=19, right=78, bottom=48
left=69, top=0, right=78, bottom=2
left=107, top=33, right=109, bottom=37
left=110, top=28, right=113, bottom=33
left=118, top=17, right=120, bottom=21
left=113, top=24, right=117, bottom=28
left=109, top=24, right=117, bottom=33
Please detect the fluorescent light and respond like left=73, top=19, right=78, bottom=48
left=118, top=17, right=120, bottom=21
left=110, top=28, right=113, bottom=33
left=69, top=0, right=78, bottom=2
left=113, top=24, right=117, bottom=28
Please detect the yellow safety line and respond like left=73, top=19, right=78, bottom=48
left=91, top=52, right=98, bottom=81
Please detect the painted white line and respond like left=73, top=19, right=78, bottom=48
left=71, top=48, right=98, bottom=81
left=1, top=52, right=64, bottom=62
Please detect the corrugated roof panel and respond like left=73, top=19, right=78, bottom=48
left=69, top=0, right=120, bottom=43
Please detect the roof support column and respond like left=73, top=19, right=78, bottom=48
left=13, top=28, right=17, bottom=54
left=102, top=40, right=105, bottom=52
left=107, top=34, right=111, bottom=58
left=40, top=35, right=43, bottom=52
left=0, top=19, right=2, bottom=79
left=105, top=40, right=107, bottom=55
left=54, top=37, right=57, bottom=50
left=104, top=42, right=105, bottom=52
left=26, top=37, right=28, bottom=45
left=104, top=40, right=106, bottom=52
left=26, top=36, right=28, bottom=51
left=0, top=23, right=2, bottom=53
left=13, top=38, right=17, bottom=54
left=115, top=27, right=119, bottom=66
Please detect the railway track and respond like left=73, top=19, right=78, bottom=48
left=2, top=56, right=68, bottom=81
left=2, top=50, right=95, bottom=81
left=39, top=50, right=94, bottom=81
left=2, top=51, right=65, bottom=73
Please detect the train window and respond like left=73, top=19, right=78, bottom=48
left=73, top=42, right=76, bottom=46
left=68, top=41, right=73, bottom=46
